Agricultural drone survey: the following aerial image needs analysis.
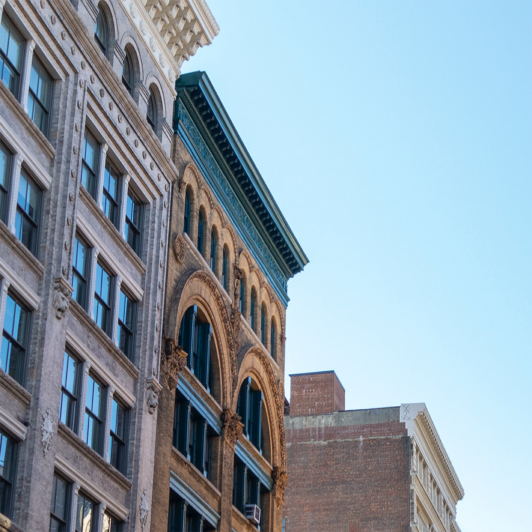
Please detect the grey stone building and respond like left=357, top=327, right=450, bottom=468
left=0, top=0, right=218, bottom=530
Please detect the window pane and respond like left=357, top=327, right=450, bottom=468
left=28, top=56, right=52, bottom=134
left=102, top=161, right=119, bottom=227
left=76, top=494, right=93, bottom=532
left=72, top=237, right=88, bottom=307
left=94, top=9, right=108, bottom=53
left=15, top=172, right=41, bottom=254
left=0, top=15, right=23, bottom=96
left=1, top=294, right=27, bottom=383
left=0, top=143, right=10, bottom=221
left=81, top=132, right=98, bottom=198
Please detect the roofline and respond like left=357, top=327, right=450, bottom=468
left=289, top=370, right=345, bottom=391
left=175, top=72, right=309, bottom=275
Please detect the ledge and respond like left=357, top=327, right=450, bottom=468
left=231, top=506, right=255, bottom=532
left=0, top=513, right=24, bottom=532
left=0, top=222, right=44, bottom=278
left=0, top=81, right=55, bottom=159
left=0, top=369, right=31, bottom=407
left=68, top=299, right=139, bottom=380
left=57, top=421, right=132, bottom=491
left=79, top=187, right=146, bottom=275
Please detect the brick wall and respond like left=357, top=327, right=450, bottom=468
left=289, top=371, right=345, bottom=416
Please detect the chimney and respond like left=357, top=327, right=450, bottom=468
left=289, top=371, right=345, bottom=416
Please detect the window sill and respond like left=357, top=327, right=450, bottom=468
left=68, top=299, right=139, bottom=380
left=0, top=81, right=55, bottom=159
left=79, top=187, right=146, bottom=275
left=0, top=368, right=31, bottom=407
left=231, top=505, right=258, bottom=531
left=0, top=512, right=25, bottom=532
left=57, top=421, right=132, bottom=491
left=0, top=221, right=44, bottom=278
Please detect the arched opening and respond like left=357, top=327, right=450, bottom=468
left=270, top=317, right=277, bottom=360
left=250, top=288, right=257, bottom=332
left=146, top=88, right=158, bottom=133
left=239, top=273, right=246, bottom=315
left=210, top=227, right=217, bottom=271
left=197, top=208, right=205, bottom=256
left=260, top=303, right=267, bottom=345
left=122, top=49, right=133, bottom=95
left=183, top=188, right=191, bottom=236
left=222, top=245, right=229, bottom=291
left=177, top=305, right=220, bottom=402
left=94, top=5, right=109, bottom=55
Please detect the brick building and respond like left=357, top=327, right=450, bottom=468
left=284, top=372, right=464, bottom=532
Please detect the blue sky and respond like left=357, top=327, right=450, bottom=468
left=182, top=2, right=532, bottom=530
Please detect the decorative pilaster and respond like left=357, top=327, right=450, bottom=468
left=220, top=408, right=243, bottom=450
left=95, top=143, right=108, bottom=207
left=272, top=466, right=288, bottom=508
left=7, top=154, right=23, bottom=234
left=20, top=40, right=36, bottom=112
left=160, top=337, right=188, bottom=390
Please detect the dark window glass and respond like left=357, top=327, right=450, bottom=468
left=94, top=8, right=108, bottom=54
left=270, top=318, right=276, bottom=359
left=173, top=393, right=188, bottom=454
left=50, top=475, right=69, bottom=532
left=197, top=209, right=204, bottom=255
left=75, top=492, right=95, bottom=532
left=0, top=15, right=23, bottom=97
left=1, top=293, right=29, bottom=384
left=15, top=171, right=41, bottom=255
left=209, top=229, right=216, bottom=271
left=59, top=352, right=79, bottom=431
left=237, top=377, right=263, bottom=452
left=102, top=160, right=120, bottom=227
left=0, top=430, right=15, bottom=517
left=260, top=303, right=266, bottom=344
left=108, top=398, right=126, bottom=474
left=81, top=131, right=99, bottom=198
left=121, top=52, right=132, bottom=95
left=117, top=290, right=135, bottom=359
left=84, top=374, right=104, bottom=454
left=183, top=190, right=191, bottom=235
left=0, top=142, right=12, bottom=223
left=72, top=236, right=89, bottom=308
left=239, top=276, right=245, bottom=314
left=250, top=290, right=256, bottom=331
left=93, top=263, right=112, bottom=336
left=125, top=190, right=142, bottom=256
left=103, top=513, right=123, bottom=532
left=222, top=247, right=228, bottom=291
left=146, top=91, right=156, bottom=132
left=28, top=55, right=52, bottom=135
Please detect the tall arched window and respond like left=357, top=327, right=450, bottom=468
left=260, top=303, right=267, bottom=344
left=210, top=229, right=216, bottom=271
left=147, top=90, right=157, bottom=132
left=94, top=7, right=109, bottom=54
left=183, top=189, right=191, bottom=235
left=222, top=246, right=229, bottom=291
left=250, top=288, right=257, bottom=332
left=239, top=274, right=245, bottom=314
left=270, top=318, right=277, bottom=360
left=197, top=209, right=205, bottom=255
left=122, top=50, right=133, bottom=95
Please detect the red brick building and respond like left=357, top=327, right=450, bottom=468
left=283, top=371, right=464, bottom=532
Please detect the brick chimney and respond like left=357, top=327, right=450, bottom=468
left=289, top=371, right=345, bottom=416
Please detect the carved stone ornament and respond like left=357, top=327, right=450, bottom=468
left=146, top=381, right=160, bottom=414
left=172, top=233, right=185, bottom=263
left=139, top=489, right=149, bottom=530
left=232, top=265, right=243, bottom=306
left=177, top=178, right=186, bottom=194
left=160, top=338, right=188, bottom=390
left=272, top=466, right=288, bottom=507
left=221, top=408, right=244, bottom=450
left=41, top=408, right=54, bottom=456
left=53, top=278, right=73, bottom=320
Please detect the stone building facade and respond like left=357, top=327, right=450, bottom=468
left=0, top=0, right=225, bottom=530
left=150, top=71, right=307, bottom=532
left=284, top=372, right=465, bottom=532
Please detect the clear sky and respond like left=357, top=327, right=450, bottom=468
left=182, top=2, right=532, bottom=530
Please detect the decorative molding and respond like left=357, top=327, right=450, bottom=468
left=0, top=255, right=40, bottom=310
left=0, top=406, right=27, bottom=441
left=139, top=488, right=149, bottom=530
left=172, top=233, right=185, bottom=263
left=146, top=379, right=160, bottom=414
left=53, top=278, right=73, bottom=319
left=161, top=337, right=188, bottom=390
left=220, top=408, right=243, bottom=450
left=272, top=466, right=288, bottom=507
left=0, top=369, right=31, bottom=406
left=41, top=408, right=54, bottom=456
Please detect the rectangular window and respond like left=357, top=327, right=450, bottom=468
left=0, top=429, right=15, bottom=517
left=173, top=393, right=188, bottom=455
left=84, top=374, right=104, bottom=455
left=0, top=142, right=11, bottom=222
left=28, top=55, right=52, bottom=136
left=72, top=236, right=89, bottom=308
left=102, top=160, right=119, bottom=228
left=102, top=513, right=123, bottom=532
left=0, top=15, right=23, bottom=97
left=50, top=475, right=69, bottom=532
left=1, top=293, right=29, bottom=384
left=15, top=171, right=41, bottom=255
left=75, top=492, right=95, bottom=532
left=117, top=290, right=135, bottom=359
left=93, top=262, right=112, bottom=337
left=125, top=190, right=141, bottom=256
left=108, top=398, right=126, bottom=474
left=81, top=131, right=99, bottom=199
left=59, top=352, right=79, bottom=431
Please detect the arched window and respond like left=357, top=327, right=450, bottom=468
left=183, top=189, right=191, bottom=235
left=210, top=229, right=216, bottom=271
left=222, top=246, right=229, bottom=291
left=237, top=377, right=263, bottom=452
left=250, top=288, right=257, bottom=332
left=147, top=90, right=157, bottom=132
left=197, top=209, right=205, bottom=255
left=94, top=7, right=109, bottom=54
left=239, top=274, right=245, bottom=314
left=260, top=303, right=267, bottom=344
left=122, top=50, right=133, bottom=95
left=270, top=318, right=277, bottom=359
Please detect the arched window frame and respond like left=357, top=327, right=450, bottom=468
left=210, top=228, right=217, bottom=271
left=183, top=189, right=191, bottom=235
left=222, top=246, right=229, bottom=291
left=270, top=317, right=277, bottom=360
left=250, top=288, right=257, bottom=332
left=146, top=89, right=157, bottom=132
left=94, top=6, right=109, bottom=54
left=122, top=50, right=133, bottom=95
left=239, top=274, right=246, bottom=315
left=260, top=303, right=267, bottom=345
left=197, top=208, right=205, bottom=255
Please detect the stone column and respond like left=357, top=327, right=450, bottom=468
left=7, top=154, right=23, bottom=234
left=102, top=387, right=115, bottom=462
left=119, top=174, right=130, bottom=238
left=95, top=143, right=108, bottom=207
left=111, top=276, right=123, bottom=346
left=78, top=362, right=92, bottom=441
left=0, top=279, right=11, bottom=337
left=88, top=248, right=100, bottom=319
left=20, top=40, right=36, bottom=112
